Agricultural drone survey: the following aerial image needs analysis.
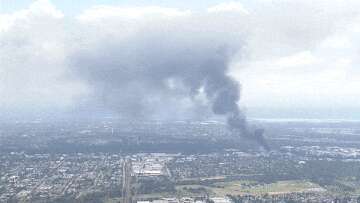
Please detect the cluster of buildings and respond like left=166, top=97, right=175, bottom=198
left=138, top=197, right=232, bottom=203
left=0, top=152, right=123, bottom=202
left=168, top=152, right=264, bottom=179
left=3, top=148, right=360, bottom=202
left=228, top=193, right=360, bottom=203
left=0, top=152, right=179, bottom=202
left=280, top=145, right=360, bottom=159
left=132, top=153, right=174, bottom=177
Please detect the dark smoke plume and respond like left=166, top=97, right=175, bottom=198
left=71, top=13, right=269, bottom=149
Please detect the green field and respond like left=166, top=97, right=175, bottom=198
left=106, top=179, right=329, bottom=202
left=176, top=180, right=326, bottom=196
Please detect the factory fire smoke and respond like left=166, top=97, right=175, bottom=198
left=72, top=10, right=269, bottom=149
left=228, top=111, right=270, bottom=150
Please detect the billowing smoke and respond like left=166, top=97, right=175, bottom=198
left=70, top=8, right=269, bottom=149
left=5, top=1, right=360, bottom=148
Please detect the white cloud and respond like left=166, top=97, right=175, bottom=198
left=0, top=0, right=86, bottom=109
left=77, top=5, right=191, bottom=22
left=27, top=0, right=64, bottom=18
left=2, top=0, right=360, bottom=117
left=0, top=0, right=63, bottom=32
left=207, top=2, right=249, bottom=14
left=269, top=51, right=319, bottom=70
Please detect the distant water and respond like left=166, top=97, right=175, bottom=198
left=246, top=107, right=360, bottom=122
left=250, top=118, right=360, bottom=123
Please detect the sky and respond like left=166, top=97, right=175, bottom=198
left=1, top=0, right=253, bottom=14
left=1, top=0, right=360, bottom=119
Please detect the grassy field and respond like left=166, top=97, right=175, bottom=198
left=175, top=180, right=326, bottom=196
left=105, top=197, right=121, bottom=203
left=106, top=179, right=328, bottom=201
left=175, top=185, right=212, bottom=196
left=324, top=177, right=360, bottom=196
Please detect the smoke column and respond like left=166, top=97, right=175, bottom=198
left=72, top=10, right=269, bottom=149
